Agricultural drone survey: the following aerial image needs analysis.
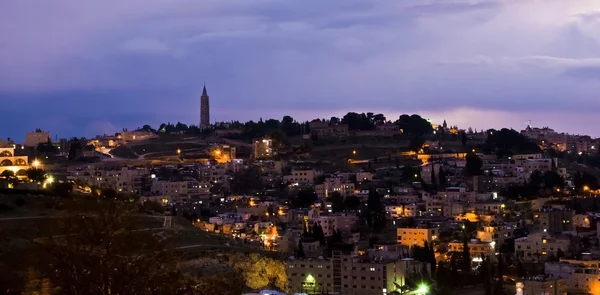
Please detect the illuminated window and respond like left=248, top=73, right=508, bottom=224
left=543, top=239, right=547, bottom=244
left=370, top=268, right=376, bottom=272
left=542, top=251, right=547, bottom=255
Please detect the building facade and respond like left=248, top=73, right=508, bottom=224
left=287, top=253, right=428, bottom=295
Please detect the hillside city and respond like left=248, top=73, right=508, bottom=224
left=2, top=93, right=600, bottom=295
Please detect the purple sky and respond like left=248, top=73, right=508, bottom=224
left=2, top=0, right=600, bottom=141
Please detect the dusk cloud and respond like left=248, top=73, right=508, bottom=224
left=1, top=0, right=600, bottom=140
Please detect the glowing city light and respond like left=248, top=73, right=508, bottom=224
left=417, top=283, right=429, bottom=294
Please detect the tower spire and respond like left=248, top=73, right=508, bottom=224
left=200, top=83, right=210, bottom=130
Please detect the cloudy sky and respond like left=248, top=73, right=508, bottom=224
left=2, top=0, right=600, bottom=141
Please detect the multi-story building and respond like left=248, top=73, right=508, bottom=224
left=120, top=130, right=157, bottom=142
left=67, top=166, right=148, bottom=194
left=284, top=169, right=316, bottom=184
left=252, top=139, right=273, bottom=159
left=515, top=232, right=570, bottom=263
left=0, top=144, right=29, bottom=176
left=515, top=276, right=567, bottom=295
left=308, top=121, right=349, bottom=137
left=477, top=225, right=515, bottom=246
left=210, top=144, right=236, bottom=162
left=534, top=208, right=575, bottom=234
left=473, top=201, right=504, bottom=215
left=152, top=180, right=188, bottom=199
left=397, top=227, right=439, bottom=247
left=314, top=214, right=357, bottom=237
left=287, top=252, right=428, bottom=295
left=545, top=258, right=600, bottom=294
left=315, top=177, right=355, bottom=198
left=24, top=130, right=50, bottom=147
left=447, top=239, right=495, bottom=259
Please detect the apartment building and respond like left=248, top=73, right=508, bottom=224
left=308, top=120, right=349, bottom=137
left=545, top=258, right=600, bottom=294
left=287, top=252, right=428, bottom=295
left=473, top=201, right=504, bottom=215
left=153, top=180, right=188, bottom=199
left=67, top=166, right=147, bottom=194
left=314, top=214, right=357, bottom=237
left=447, top=239, right=495, bottom=258
left=477, top=225, right=515, bottom=246
left=24, top=130, right=50, bottom=147
left=397, top=227, right=439, bottom=247
left=284, top=169, right=316, bottom=184
left=516, top=276, right=567, bottom=295
left=534, top=209, right=575, bottom=234
left=120, top=130, right=157, bottom=142
left=515, top=232, right=570, bottom=263
left=252, top=139, right=272, bottom=159
left=315, top=177, right=355, bottom=198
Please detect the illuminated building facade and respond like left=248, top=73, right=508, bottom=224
left=253, top=138, right=273, bottom=159
left=0, top=145, right=29, bottom=177
left=397, top=227, right=439, bottom=247
left=287, top=252, right=428, bottom=295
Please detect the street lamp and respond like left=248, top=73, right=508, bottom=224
left=417, top=283, right=429, bottom=294
left=32, top=160, right=40, bottom=169
left=352, top=150, right=357, bottom=155
left=176, top=149, right=181, bottom=155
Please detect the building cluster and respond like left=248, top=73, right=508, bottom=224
left=521, top=126, right=599, bottom=155
left=9, top=106, right=600, bottom=295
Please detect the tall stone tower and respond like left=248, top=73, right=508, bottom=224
left=200, top=84, right=210, bottom=130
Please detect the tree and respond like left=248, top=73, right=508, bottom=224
left=68, top=138, right=83, bottom=160
left=0, top=170, right=15, bottom=179
left=438, top=166, right=447, bottom=187
left=292, top=188, right=318, bottom=208
left=229, top=253, right=286, bottom=291
left=329, top=192, right=344, bottom=213
left=395, top=114, right=433, bottom=137
left=465, top=152, right=483, bottom=176
left=461, top=131, right=468, bottom=147
left=21, top=269, right=56, bottom=295
left=343, top=195, right=361, bottom=211
left=342, top=112, right=375, bottom=131
left=30, top=201, right=195, bottom=295
left=366, top=188, right=386, bottom=231
left=312, top=223, right=326, bottom=246
left=516, top=260, right=527, bottom=278
left=137, top=125, right=156, bottom=133
left=483, top=128, right=541, bottom=156
left=462, top=236, right=471, bottom=274
left=427, top=242, right=437, bottom=274
left=26, top=168, right=46, bottom=182
left=542, top=171, right=564, bottom=190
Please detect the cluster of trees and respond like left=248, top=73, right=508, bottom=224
left=481, top=128, right=541, bottom=157
left=289, top=187, right=318, bottom=208
left=2, top=199, right=289, bottom=295
left=7, top=202, right=198, bottom=295
left=364, top=189, right=386, bottom=232
left=228, top=253, right=286, bottom=291
left=154, top=122, right=201, bottom=134
left=337, top=112, right=386, bottom=131
left=503, top=170, right=565, bottom=200
left=327, top=192, right=361, bottom=213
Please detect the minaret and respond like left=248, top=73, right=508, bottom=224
left=200, top=84, right=210, bottom=130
